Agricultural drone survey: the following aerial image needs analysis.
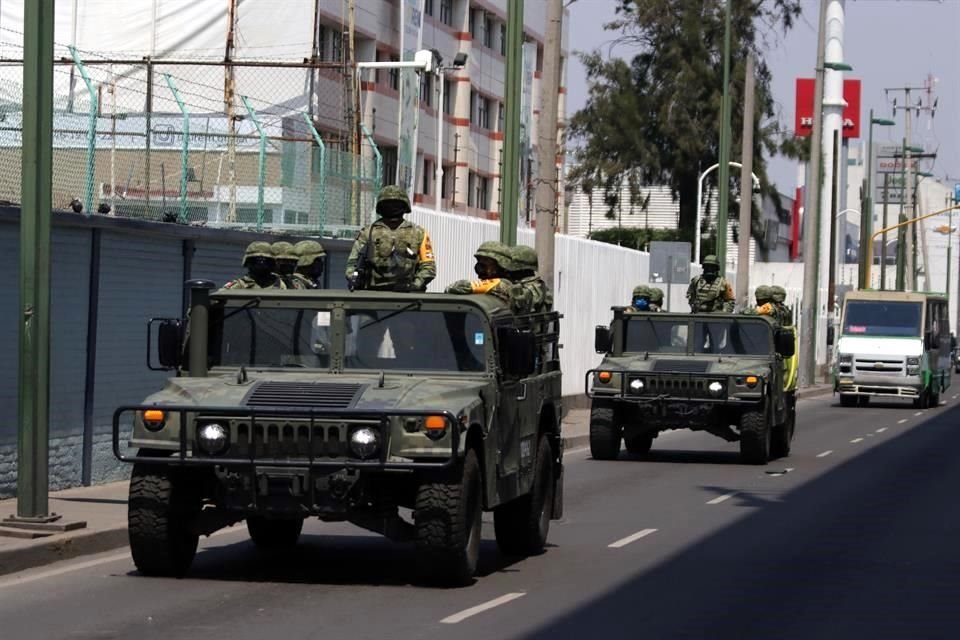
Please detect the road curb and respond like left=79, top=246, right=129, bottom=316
left=0, top=527, right=129, bottom=578
left=562, top=434, right=589, bottom=451
left=797, top=386, right=833, bottom=400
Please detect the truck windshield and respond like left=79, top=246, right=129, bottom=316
left=624, top=317, right=771, bottom=355
left=843, top=301, right=922, bottom=337
left=624, top=318, right=690, bottom=354
left=210, top=306, right=333, bottom=369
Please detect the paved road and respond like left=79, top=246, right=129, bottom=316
left=2, top=393, right=960, bottom=639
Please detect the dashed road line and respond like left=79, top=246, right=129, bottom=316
left=608, top=528, right=658, bottom=549
left=898, top=419, right=909, bottom=424
left=914, top=411, right=924, bottom=417
left=816, top=450, right=833, bottom=458
left=876, top=427, right=888, bottom=433
left=707, top=492, right=737, bottom=505
left=441, top=593, right=526, bottom=624
left=851, top=437, right=864, bottom=443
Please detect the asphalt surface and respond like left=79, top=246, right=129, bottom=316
left=2, top=393, right=960, bottom=639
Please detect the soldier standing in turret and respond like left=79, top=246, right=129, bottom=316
left=770, top=286, right=793, bottom=327
left=272, top=241, right=311, bottom=289
left=687, top=255, right=734, bottom=313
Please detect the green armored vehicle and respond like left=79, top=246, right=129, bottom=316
left=588, top=309, right=797, bottom=464
left=113, top=280, right=563, bottom=586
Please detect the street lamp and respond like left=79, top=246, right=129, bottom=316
left=695, top=161, right=760, bottom=265
left=859, top=110, right=896, bottom=289
left=824, top=61, right=853, bottom=72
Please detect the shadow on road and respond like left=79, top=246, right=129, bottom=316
left=524, top=404, right=960, bottom=639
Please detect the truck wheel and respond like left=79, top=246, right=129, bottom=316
left=624, top=433, right=654, bottom=455
left=246, top=516, right=304, bottom=550
left=415, top=449, right=482, bottom=587
left=494, top=436, right=555, bottom=556
left=739, top=409, right=771, bottom=465
left=839, top=394, right=858, bottom=407
left=128, top=464, right=200, bottom=577
left=914, top=389, right=930, bottom=409
left=589, top=404, right=621, bottom=460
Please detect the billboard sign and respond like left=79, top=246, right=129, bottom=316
left=795, top=78, right=862, bottom=138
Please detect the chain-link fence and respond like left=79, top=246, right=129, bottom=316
left=0, top=41, right=381, bottom=236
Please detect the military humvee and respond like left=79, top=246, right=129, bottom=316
left=588, top=309, right=797, bottom=464
left=113, top=280, right=563, bottom=586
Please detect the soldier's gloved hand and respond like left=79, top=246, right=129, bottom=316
left=445, top=280, right=472, bottom=294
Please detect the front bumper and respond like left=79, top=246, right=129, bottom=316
left=835, top=372, right=922, bottom=398
left=113, top=404, right=460, bottom=471
left=585, top=369, right=764, bottom=406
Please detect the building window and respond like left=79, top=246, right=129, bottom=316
left=441, top=165, right=452, bottom=198
left=317, top=25, right=327, bottom=61
left=469, top=89, right=477, bottom=124
left=331, top=29, right=343, bottom=63
left=467, top=172, right=476, bottom=207
left=388, top=54, right=400, bottom=91
left=381, top=146, right=398, bottom=186
left=497, top=102, right=504, bottom=131
left=422, top=160, right=432, bottom=196
left=420, top=72, right=433, bottom=106
left=440, top=0, right=454, bottom=26
left=478, top=96, right=490, bottom=129
left=469, top=9, right=478, bottom=39
left=443, top=78, right=452, bottom=114
left=483, top=14, right=494, bottom=49
left=500, top=23, right=506, bottom=56
left=424, top=0, right=434, bottom=17
left=476, top=175, right=489, bottom=210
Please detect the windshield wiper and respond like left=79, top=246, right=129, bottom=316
left=358, top=300, right=422, bottom=331
left=223, top=298, right=261, bottom=320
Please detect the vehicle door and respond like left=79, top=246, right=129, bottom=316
left=495, top=319, right=537, bottom=482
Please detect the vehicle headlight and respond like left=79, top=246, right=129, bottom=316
left=906, top=356, right=920, bottom=366
left=839, top=353, right=853, bottom=365
left=197, top=423, right=229, bottom=456
left=629, top=378, right=644, bottom=392
left=708, top=381, right=724, bottom=396
left=350, top=427, right=381, bottom=459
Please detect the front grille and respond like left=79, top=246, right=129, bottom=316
left=227, top=420, right=358, bottom=459
left=244, top=382, right=365, bottom=409
left=653, top=360, right=709, bottom=373
left=853, top=357, right=904, bottom=375
left=641, top=376, right=721, bottom=399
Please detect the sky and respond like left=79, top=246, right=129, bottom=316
left=564, top=0, right=960, bottom=196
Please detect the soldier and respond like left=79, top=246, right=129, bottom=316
left=626, top=286, right=655, bottom=313
left=345, top=185, right=436, bottom=292
left=648, top=287, right=665, bottom=312
left=751, top=285, right=776, bottom=322
left=294, top=240, right=326, bottom=289
left=687, top=254, right=734, bottom=313
left=445, top=241, right=516, bottom=305
left=507, top=245, right=553, bottom=313
left=222, top=241, right=287, bottom=290
left=770, top=286, right=794, bottom=327
left=272, top=241, right=311, bottom=289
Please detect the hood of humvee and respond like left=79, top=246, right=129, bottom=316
left=599, top=354, right=771, bottom=375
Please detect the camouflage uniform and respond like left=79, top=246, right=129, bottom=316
left=751, top=285, right=777, bottom=323
left=507, top=245, right=553, bottom=314
left=626, top=285, right=657, bottom=313
left=687, top=255, right=734, bottom=313
left=770, top=286, right=793, bottom=327
left=294, top=239, right=326, bottom=289
left=222, top=241, right=288, bottom=290
left=649, top=287, right=665, bottom=312
left=345, top=185, right=436, bottom=292
left=446, top=241, right=515, bottom=306
left=272, top=241, right=311, bottom=290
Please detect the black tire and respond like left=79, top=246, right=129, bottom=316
left=589, top=404, right=621, bottom=460
left=839, top=394, right=858, bottom=407
left=128, top=463, right=200, bottom=578
left=246, top=516, right=304, bottom=550
left=624, top=433, right=654, bottom=456
left=415, top=449, right=482, bottom=587
left=858, top=395, right=870, bottom=407
left=739, top=408, right=771, bottom=465
left=914, top=389, right=930, bottom=409
left=494, top=436, right=555, bottom=556
left=770, top=404, right=795, bottom=459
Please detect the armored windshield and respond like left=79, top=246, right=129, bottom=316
left=692, top=320, right=771, bottom=355
left=624, top=318, right=690, bottom=354
left=209, top=305, right=334, bottom=369
left=624, top=316, right=771, bottom=355
left=842, top=300, right=922, bottom=338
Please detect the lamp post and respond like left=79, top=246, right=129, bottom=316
left=859, top=110, right=895, bottom=289
left=695, top=161, right=760, bottom=265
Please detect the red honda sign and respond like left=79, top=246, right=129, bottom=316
left=795, top=78, right=861, bottom=139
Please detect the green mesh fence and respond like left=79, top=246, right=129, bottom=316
left=0, top=45, right=381, bottom=235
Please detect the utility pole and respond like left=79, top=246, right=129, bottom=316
left=534, top=0, right=563, bottom=289
left=500, top=0, right=524, bottom=246
left=223, top=0, right=238, bottom=223
left=714, top=0, right=733, bottom=270
left=735, top=54, right=755, bottom=308
left=799, top=0, right=829, bottom=387
left=880, top=173, right=890, bottom=290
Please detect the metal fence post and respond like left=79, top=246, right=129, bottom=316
left=301, top=113, right=326, bottom=234
left=360, top=123, right=381, bottom=227
left=163, top=74, right=190, bottom=223
left=240, top=95, right=266, bottom=230
left=68, top=45, right=97, bottom=216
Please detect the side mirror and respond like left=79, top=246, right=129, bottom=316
left=826, top=325, right=835, bottom=347
left=594, top=326, right=612, bottom=354
left=497, top=326, right=537, bottom=377
left=148, top=318, right=183, bottom=371
left=775, top=329, right=796, bottom=358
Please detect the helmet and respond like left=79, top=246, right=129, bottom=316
left=271, top=241, right=298, bottom=262
left=511, top=245, right=539, bottom=272
left=702, top=254, right=719, bottom=268
left=631, top=285, right=651, bottom=299
left=475, top=241, right=515, bottom=271
left=649, top=287, right=664, bottom=305
left=770, top=286, right=787, bottom=303
left=294, top=240, right=326, bottom=266
left=755, top=285, right=773, bottom=304
left=376, top=185, right=412, bottom=215
left=242, top=241, right=274, bottom=266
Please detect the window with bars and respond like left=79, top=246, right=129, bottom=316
left=467, top=172, right=476, bottom=207
left=332, top=30, right=343, bottom=62
left=443, top=78, right=452, bottom=114
left=424, top=0, right=434, bottom=17
left=381, top=146, right=398, bottom=186
left=317, top=25, right=327, bottom=61
left=420, top=72, right=434, bottom=106
left=476, top=175, right=489, bottom=210
left=440, top=0, right=454, bottom=26
left=388, top=54, right=400, bottom=91
left=497, top=102, right=504, bottom=131
left=499, top=23, right=506, bottom=56
left=469, top=90, right=477, bottom=124
left=478, top=96, right=490, bottom=129
left=483, top=14, right=494, bottom=48
left=422, top=160, right=432, bottom=196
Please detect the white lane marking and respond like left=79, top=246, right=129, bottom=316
left=707, top=492, right=737, bottom=505
left=441, top=593, right=526, bottom=624
left=898, top=419, right=909, bottom=424
left=0, top=525, right=243, bottom=589
left=851, top=438, right=864, bottom=443
left=608, top=528, right=658, bottom=549
left=876, top=427, right=888, bottom=433
left=953, top=394, right=958, bottom=400
left=817, top=450, right=833, bottom=458
left=914, top=411, right=924, bottom=417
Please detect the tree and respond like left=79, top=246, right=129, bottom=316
left=588, top=227, right=684, bottom=251
left=568, top=0, right=803, bottom=252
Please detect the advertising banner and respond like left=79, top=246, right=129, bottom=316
left=795, top=78, right=862, bottom=138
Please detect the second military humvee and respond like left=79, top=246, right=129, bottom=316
left=113, top=281, right=563, bottom=586
left=588, top=309, right=797, bottom=464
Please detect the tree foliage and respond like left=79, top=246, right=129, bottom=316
left=568, top=0, right=804, bottom=250
left=588, top=226, right=685, bottom=251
